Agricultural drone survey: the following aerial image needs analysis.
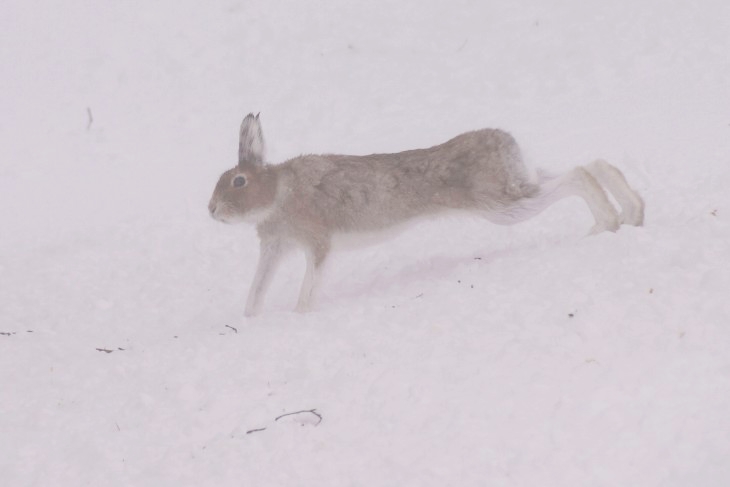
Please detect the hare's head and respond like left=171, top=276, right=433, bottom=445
left=209, top=113, right=277, bottom=224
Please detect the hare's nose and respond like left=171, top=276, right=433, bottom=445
left=208, top=202, right=217, bottom=216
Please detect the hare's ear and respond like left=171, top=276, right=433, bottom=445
left=238, top=113, right=265, bottom=167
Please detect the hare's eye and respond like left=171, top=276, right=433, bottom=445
left=233, top=175, right=247, bottom=188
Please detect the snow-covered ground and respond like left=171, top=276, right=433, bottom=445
left=2, top=0, right=729, bottom=485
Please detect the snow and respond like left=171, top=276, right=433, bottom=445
left=2, top=0, right=730, bottom=485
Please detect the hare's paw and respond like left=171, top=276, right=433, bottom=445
left=588, top=217, right=620, bottom=236
left=619, top=196, right=645, bottom=227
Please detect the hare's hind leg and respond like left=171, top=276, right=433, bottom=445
left=585, top=159, right=644, bottom=226
left=487, top=167, right=620, bottom=234
left=534, top=167, right=620, bottom=234
left=245, top=238, right=284, bottom=317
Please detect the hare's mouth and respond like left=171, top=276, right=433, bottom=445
left=209, top=210, right=228, bottom=224
left=212, top=213, right=231, bottom=224
left=209, top=203, right=272, bottom=225
left=210, top=208, right=239, bottom=225
left=209, top=202, right=229, bottom=223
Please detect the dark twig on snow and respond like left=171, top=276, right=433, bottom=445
left=96, top=347, right=125, bottom=354
left=225, top=324, right=238, bottom=334
left=86, top=107, right=93, bottom=131
left=242, top=410, right=322, bottom=437
left=274, top=409, right=323, bottom=426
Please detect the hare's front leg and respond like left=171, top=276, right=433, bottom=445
left=245, top=238, right=283, bottom=317
left=295, top=242, right=330, bottom=313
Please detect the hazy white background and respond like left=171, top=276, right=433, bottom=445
left=2, top=0, right=729, bottom=485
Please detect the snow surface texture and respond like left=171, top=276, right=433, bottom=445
left=2, top=0, right=729, bottom=485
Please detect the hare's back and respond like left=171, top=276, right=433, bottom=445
left=279, top=155, right=434, bottom=231
left=276, top=129, right=535, bottom=231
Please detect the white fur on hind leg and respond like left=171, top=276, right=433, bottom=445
left=486, top=166, right=620, bottom=234
left=585, top=159, right=645, bottom=226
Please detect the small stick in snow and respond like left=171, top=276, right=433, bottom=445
left=96, top=347, right=124, bottom=353
left=225, top=324, right=238, bottom=333
left=86, top=107, right=93, bottom=131
left=274, top=409, right=323, bottom=426
left=246, top=427, right=267, bottom=435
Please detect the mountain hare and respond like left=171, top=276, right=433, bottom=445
left=209, top=113, right=644, bottom=316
